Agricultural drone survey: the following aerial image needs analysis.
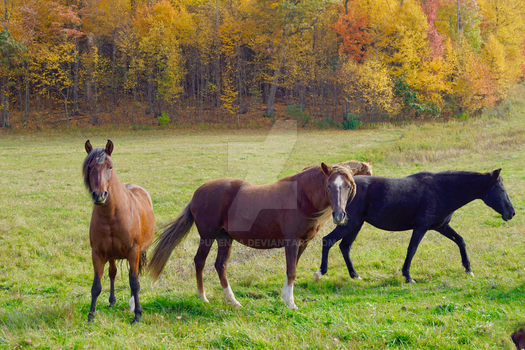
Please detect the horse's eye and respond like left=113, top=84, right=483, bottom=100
left=109, top=166, right=113, bottom=170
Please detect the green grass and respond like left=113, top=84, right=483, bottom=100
left=1, top=86, right=525, bottom=349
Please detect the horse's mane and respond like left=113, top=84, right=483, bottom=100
left=302, top=160, right=371, bottom=175
left=300, top=163, right=354, bottom=182
left=409, top=170, right=486, bottom=178
left=83, top=148, right=111, bottom=190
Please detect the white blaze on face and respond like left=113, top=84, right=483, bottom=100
left=223, top=285, right=242, bottom=308
left=331, top=175, right=345, bottom=209
left=281, top=276, right=298, bottom=310
left=333, top=175, right=344, bottom=187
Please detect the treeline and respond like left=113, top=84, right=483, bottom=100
left=1, top=0, right=524, bottom=129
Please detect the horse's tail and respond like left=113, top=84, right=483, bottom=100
left=149, top=203, right=194, bottom=282
left=138, top=252, right=147, bottom=276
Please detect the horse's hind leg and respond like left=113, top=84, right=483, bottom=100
left=88, top=251, right=106, bottom=322
left=339, top=224, right=363, bottom=279
left=315, top=224, right=355, bottom=281
left=435, top=224, right=473, bottom=276
left=195, top=234, right=215, bottom=302
left=215, top=231, right=241, bottom=307
left=108, top=259, right=117, bottom=307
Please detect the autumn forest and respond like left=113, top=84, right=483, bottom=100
left=1, top=0, right=524, bottom=129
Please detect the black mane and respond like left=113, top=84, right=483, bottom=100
left=409, top=170, right=487, bottom=178
left=83, top=148, right=109, bottom=190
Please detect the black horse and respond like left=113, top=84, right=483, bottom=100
left=314, top=169, right=515, bottom=283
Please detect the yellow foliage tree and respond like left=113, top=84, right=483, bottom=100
left=339, top=57, right=397, bottom=116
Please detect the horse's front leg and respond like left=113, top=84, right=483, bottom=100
left=128, top=250, right=142, bottom=324
left=315, top=225, right=352, bottom=281
left=339, top=225, right=363, bottom=279
left=282, top=239, right=299, bottom=310
left=88, top=250, right=106, bottom=322
left=435, top=224, right=473, bottom=276
left=108, top=259, right=117, bottom=307
left=402, top=227, right=428, bottom=283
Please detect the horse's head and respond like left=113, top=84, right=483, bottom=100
left=482, top=169, right=515, bottom=221
left=361, top=162, right=373, bottom=176
left=337, top=160, right=373, bottom=176
left=321, top=163, right=356, bottom=225
left=83, top=140, right=114, bottom=205
left=511, top=327, right=525, bottom=350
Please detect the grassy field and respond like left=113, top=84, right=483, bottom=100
left=1, top=86, right=525, bottom=349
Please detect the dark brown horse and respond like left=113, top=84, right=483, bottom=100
left=83, top=140, right=155, bottom=323
left=149, top=163, right=356, bottom=309
left=511, top=327, right=525, bottom=350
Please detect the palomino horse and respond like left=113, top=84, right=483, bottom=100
left=339, top=160, right=373, bottom=176
left=304, top=160, right=373, bottom=176
left=83, top=140, right=155, bottom=323
left=149, top=163, right=356, bottom=309
left=314, top=169, right=515, bottom=283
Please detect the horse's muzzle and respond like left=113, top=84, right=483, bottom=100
left=503, top=209, right=515, bottom=221
left=92, top=190, right=108, bottom=205
left=332, top=211, right=346, bottom=225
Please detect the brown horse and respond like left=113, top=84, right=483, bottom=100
left=149, top=163, right=356, bottom=309
left=83, top=140, right=155, bottom=324
left=303, top=160, right=373, bottom=176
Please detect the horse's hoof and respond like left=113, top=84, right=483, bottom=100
left=131, top=318, right=140, bottom=325
left=286, top=302, right=299, bottom=310
left=466, top=271, right=475, bottom=277
left=313, top=269, right=323, bottom=281
left=231, top=301, right=242, bottom=308
left=198, top=292, right=210, bottom=303
left=87, top=312, right=95, bottom=323
left=407, top=278, right=416, bottom=284
left=352, top=275, right=362, bottom=280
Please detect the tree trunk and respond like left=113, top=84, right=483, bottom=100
left=36, top=94, right=41, bottom=127
left=457, top=0, right=462, bottom=32
left=1, top=76, right=7, bottom=129
left=73, top=42, right=79, bottom=115
left=64, top=95, right=70, bottom=127
left=18, top=79, right=23, bottom=125
left=24, top=62, right=29, bottom=125
left=146, top=73, right=153, bottom=115
left=266, top=41, right=289, bottom=115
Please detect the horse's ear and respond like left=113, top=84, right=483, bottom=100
left=321, top=162, right=332, bottom=176
left=105, top=140, right=114, bottom=156
left=491, top=168, right=502, bottom=181
left=85, top=140, right=93, bottom=154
